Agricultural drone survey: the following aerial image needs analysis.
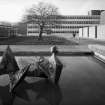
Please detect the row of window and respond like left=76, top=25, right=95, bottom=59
left=28, top=16, right=100, bottom=20
left=56, top=16, right=100, bottom=19
left=27, top=29, right=78, bottom=31
left=28, top=21, right=100, bottom=27
left=27, top=31, right=78, bottom=33
left=28, top=24, right=99, bottom=29
left=28, top=26, right=84, bottom=29
left=54, top=26, right=83, bottom=28
left=29, top=15, right=100, bottom=20
left=28, top=31, right=39, bottom=33
left=57, top=21, right=100, bottom=24
left=53, top=31, right=78, bottom=33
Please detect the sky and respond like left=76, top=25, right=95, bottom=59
left=0, top=0, right=105, bottom=23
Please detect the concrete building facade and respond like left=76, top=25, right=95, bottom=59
left=100, top=11, right=105, bottom=24
left=79, top=10, right=105, bottom=40
left=27, top=14, right=100, bottom=38
left=0, top=24, right=17, bottom=37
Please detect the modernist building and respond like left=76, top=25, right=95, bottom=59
left=27, top=10, right=101, bottom=37
left=79, top=10, right=105, bottom=40
left=88, top=10, right=105, bottom=16
left=0, top=22, right=17, bottom=37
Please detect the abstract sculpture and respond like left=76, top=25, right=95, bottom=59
left=0, top=45, right=63, bottom=93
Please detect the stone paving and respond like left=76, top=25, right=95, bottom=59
left=0, top=45, right=91, bottom=53
left=0, top=38, right=105, bottom=56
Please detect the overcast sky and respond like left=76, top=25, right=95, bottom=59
left=0, top=0, right=105, bottom=22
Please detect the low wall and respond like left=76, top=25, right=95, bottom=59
left=89, top=26, right=96, bottom=39
left=83, top=27, right=88, bottom=38
left=97, top=25, right=105, bottom=40
left=79, top=26, right=96, bottom=39
left=79, top=28, right=83, bottom=37
left=88, top=44, right=105, bottom=59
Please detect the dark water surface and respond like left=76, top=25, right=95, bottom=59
left=0, top=56, right=105, bottom=105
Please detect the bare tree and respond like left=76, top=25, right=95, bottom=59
left=24, top=2, right=60, bottom=39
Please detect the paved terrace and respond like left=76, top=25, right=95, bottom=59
left=73, top=37, right=105, bottom=61
left=0, top=45, right=93, bottom=56
left=0, top=38, right=105, bottom=56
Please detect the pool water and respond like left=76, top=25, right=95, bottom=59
left=0, top=56, right=105, bottom=105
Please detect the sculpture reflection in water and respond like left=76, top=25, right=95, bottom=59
left=0, top=45, right=63, bottom=105
left=0, top=79, right=62, bottom=105
left=14, top=79, right=62, bottom=105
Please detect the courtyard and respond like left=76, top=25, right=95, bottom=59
left=0, top=36, right=104, bottom=105
left=0, top=0, right=104, bottom=104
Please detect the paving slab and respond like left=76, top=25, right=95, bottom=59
left=0, top=45, right=93, bottom=56
left=0, top=45, right=91, bottom=52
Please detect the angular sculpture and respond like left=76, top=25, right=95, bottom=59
left=0, top=45, right=63, bottom=93
left=0, top=45, right=19, bottom=75
left=9, top=64, right=31, bottom=93
left=48, top=46, right=63, bottom=84
left=25, top=45, right=63, bottom=83
left=9, top=46, right=63, bottom=93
